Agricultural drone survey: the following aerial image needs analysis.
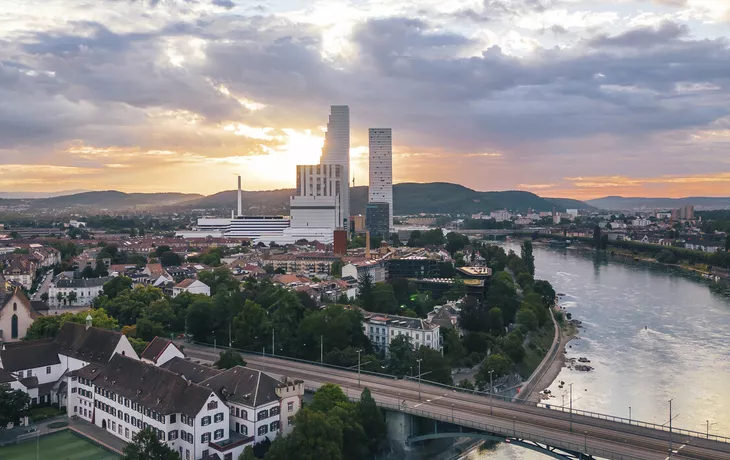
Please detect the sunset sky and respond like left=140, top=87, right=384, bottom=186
left=1, top=0, right=730, bottom=199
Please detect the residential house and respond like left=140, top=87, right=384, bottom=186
left=362, top=312, right=441, bottom=354
left=341, top=258, right=388, bottom=283
left=2, top=256, right=35, bottom=289
left=140, top=337, right=186, bottom=366
left=684, top=235, right=724, bottom=253
left=0, top=288, right=45, bottom=342
left=172, top=280, right=211, bottom=298
left=48, top=276, right=113, bottom=307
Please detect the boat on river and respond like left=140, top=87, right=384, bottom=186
left=549, top=240, right=572, bottom=248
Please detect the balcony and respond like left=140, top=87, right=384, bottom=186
left=208, top=431, right=254, bottom=453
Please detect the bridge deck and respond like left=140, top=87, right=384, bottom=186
left=183, top=344, right=730, bottom=460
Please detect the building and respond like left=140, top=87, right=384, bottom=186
left=172, top=279, right=211, bottom=298
left=0, top=319, right=139, bottom=407
left=291, top=164, right=345, bottom=230
left=319, top=105, right=350, bottom=226
left=455, top=266, right=493, bottom=281
left=366, top=203, right=390, bottom=239
left=2, top=256, right=35, bottom=289
left=684, top=235, right=724, bottom=253
left=490, top=210, right=511, bottom=223
left=362, top=312, right=441, bottom=354
left=368, top=128, right=393, bottom=232
left=48, top=276, right=112, bottom=307
left=333, top=229, right=347, bottom=255
left=672, top=206, right=695, bottom=221
left=342, top=258, right=388, bottom=283
left=388, top=256, right=443, bottom=280
left=140, top=337, right=186, bottom=366
left=0, top=288, right=44, bottom=342
left=350, top=215, right=366, bottom=233
left=413, top=277, right=487, bottom=301
left=265, top=253, right=340, bottom=276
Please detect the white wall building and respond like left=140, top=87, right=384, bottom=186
left=49, top=276, right=112, bottom=307
left=490, top=210, right=512, bottom=222
left=172, top=279, right=211, bottom=298
left=319, top=105, right=350, bottom=227
left=290, top=163, right=345, bottom=230
left=0, top=288, right=43, bottom=342
left=342, top=258, right=388, bottom=283
left=362, top=312, right=441, bottom=354
left=368, top=128, right=393, bottom=232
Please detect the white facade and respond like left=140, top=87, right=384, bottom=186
left=48, top=277, right=111, bottom=307
left=342, top=259, right=388, bottom=283
left=490, top=210, right=512, bottom=222
left=368, top=128, right=393, bottom=231
left=172, top=280, right=211, bottom=298
left=319, top=106, right=350, bottom=227
left=0, top=290, right=38, bottom=342
left=362, top=313, right=441, bottom=353
left=291, top=163, right=346, bottom=231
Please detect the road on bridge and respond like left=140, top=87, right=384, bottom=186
left=183, top=343, right=730, bottom=460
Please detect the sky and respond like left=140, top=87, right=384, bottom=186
left=1, top=0, right=730, bottom=200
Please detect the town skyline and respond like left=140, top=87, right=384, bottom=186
left=2, top=0, right=730, bottom=199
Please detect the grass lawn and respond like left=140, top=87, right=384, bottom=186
left=0, top=430, right=120, bottom=460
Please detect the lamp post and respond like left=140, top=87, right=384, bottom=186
left=569, top=383, right=574, bottom=432
left=416, top=359, right=423, bottom=401
left=584, top=431, right=587, bottom=454
left=489, top=370, right=494, bottom=415
left=272, top=328, right=275, bottom=357
left=707, top=420, right=717, bottom=439
left=357, top=350, right=362, bottom=387
left=513, top=416, right=516, bottom=436
left=451, top=404, right=454, bottom=422
left=320, top=334, right=324, bottom=363
left=629, top=406, right=632, bottom=424
left=668, top=399, right=673, bottom=459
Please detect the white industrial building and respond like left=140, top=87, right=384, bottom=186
left=319, top=105, right=350, bottom=227
left=368, top=128, right=393, bottom=232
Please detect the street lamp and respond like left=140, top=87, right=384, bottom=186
left=488, top=370, right=494, bottom=415
left=707, top=420, right=717, bottom=439
left=668, top=399, right=673, bottom=459
left=357, top=350, right=362, bottom=387
left=320, top=334, right=324, bottom=363
left=272, top=328, right=275, bottom=357
left=584, top=431, right=588, bottom=453
left=629, top=406, right=632, bottom=424
left=569, top=383, right=574, bottom=432
left=451, top=404, right=454, bottom=422
left=416, top=359, right=423, bottom=401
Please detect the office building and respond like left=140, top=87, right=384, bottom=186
left=366, top=202, right=390, bottom=239
left=368, top=129, right=393, bottom=231
left=290, top=164, right=345, bottom=229
left=320, top=106, right=350, bottom=227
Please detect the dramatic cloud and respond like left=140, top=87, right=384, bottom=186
left=0, top=0, right=729, bottom=197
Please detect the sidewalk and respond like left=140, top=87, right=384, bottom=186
left=68, top=418, right=126, bottom=455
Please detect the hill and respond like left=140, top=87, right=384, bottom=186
left=183, top=183, right=593, bottom=215
left=586, top=196, right=730, bottom=211
left=29, top=191, right=203, bottom=210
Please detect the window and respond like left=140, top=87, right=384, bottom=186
left=125, top=414, right=129, bottom=423
left=240, top=409, right=248, bottom=420
left=225, top=454, right=233, bottom=460
left=287, top=402, right=294, bottom=412
left=74, top=406, right=77, bottom=413
left=112, top=421, right=116, bottom=431
left=257, top=410, right=268, bottom=421
left=240, top=425, right=248, bottom=435
left=72, top=387, right=77, bottom=394
left=46, top=366, right=51, bottom=374
left=207, top=401, right=218, bottom=410
left=214, top=429, right=224, bottom=440
left=230, top=406, right=236, bottom=415
left=270, top=421, right=279, bottom=431
left=257, top=425, right=268, bottom=436
left=180, top=414, right=186, bottom=425
left=27, top=369, right=32, bottom=377
left=201, top=432, right=210, bottom=443
left=202, top=450, right=209, bottom=459
left=125, top=428, right=129, bottom=439
left=170, top=414, right=176, bottom=423
left=169, top=430, right=178, bottom=440
left=214, top=412, right=224, bottom=423
left=186, top=450, right=190, bottom=460
left=118, top=425, right=122, bottom=435
left=201, top=416, right=211, bottom=426
left=270, top=406, right=279, bottom=416
left=287, top=416, right=294, bottom=427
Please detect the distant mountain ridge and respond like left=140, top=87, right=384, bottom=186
left=184, top=182, right=596, bottom=215
left=586, top=196, right=730, bottom=211
left=0, top=190, right=203, bottom=210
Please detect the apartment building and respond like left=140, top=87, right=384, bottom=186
left=362, top=312, right=441, bottom=354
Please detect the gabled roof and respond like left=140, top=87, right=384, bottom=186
left=159, top=357, right=222, bottom=383
left=140, top=337, right=182, bottom=363
left=55, top=277, right=112, bottom=288
left=200, top=366, right=280, bottom=407
left=174, top=278, right=197, bottom=289
left=76, top=354, right=215, bottom=417
left=54, top=322, right=124, bottom=365
left=0, top=339, right=60, bottom=371
left=0, top=366, right=18, bottom=383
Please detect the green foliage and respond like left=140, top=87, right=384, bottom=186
left=238, top=446, right=257, bottom=460
left=445, top=232, right=470, bottom=256
left=232, top=300, right=272, bottom=351
left=521, top=240, right=535, bottom=276
left=122, top=428, right=179, bottom=460
left=458, top=296, right=489, bottom=333
left=502, top=332, right=526, bottom=363
left=479, top=244, right=508, bottom=272
left=488, top=307, right=504, bottom=335
left=656, top=249, right=678, bottom=264
left=214, top=349, right=247, bottom=369
left=416, top=346, right=453, bottom=385
left=407, top=228, right=445, bottom=247
left=457, top=379, right=475, bottom=390
left=371, top=283, right=398, bottom=314
left=533, top=279, right=556, bottom=307
left=154, top=245, right=172, bottom=257
left=198, top=267, right=241, bottom=295
left=297, top=306, right=370, bottom=360
left=266, top=408, right=343, bottom=460
left=486, top=272, right=519, bottom=324
left=516, top=308, right=538, bottom=333
left=331, top=259, right=344, bottom=277
left=128, top=337, right=148, bottom=355
left=135, top=317, right=166, bottom=341
left=356, top=272, right=374, bottom=310
left=386, top=335, right=417, bottom=377
left=310, top=384, right=349, bottom=413
left=159, top=251, right=181, bottom=267
left=24, top=308, right=118, bottom=340
left=476, top=352, right=512, bottom=386
left=103, top=276, right=133, bottom=299
left=358, top=388, right=387, bottom=455
left=0, top=386, right=31, bottom=429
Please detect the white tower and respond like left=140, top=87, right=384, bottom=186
left=320, top=105, right=350, bottom=227
left=368, top=128, right=393, bottom=231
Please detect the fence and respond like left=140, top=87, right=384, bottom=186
left=191, top=341, right=730, bottom=444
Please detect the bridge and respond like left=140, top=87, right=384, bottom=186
left=182, top=343, right=730, bottom=460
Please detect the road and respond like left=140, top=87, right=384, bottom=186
left=32, top=270, right=53, bottom=301
left=183, top=343, right=730, bottom=460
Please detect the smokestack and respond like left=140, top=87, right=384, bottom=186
left=365, top=231, right=371, bottom=259
left=237, top=175, right=242, bottom=217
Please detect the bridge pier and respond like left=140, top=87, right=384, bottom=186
left=386, top=410, right=413, bottom=456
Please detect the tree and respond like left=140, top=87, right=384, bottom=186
left=516, top=308, right=538, bottom=333
left=159, top=251, right=181, bottom=267
left=726, top=235, right=730, bottom=252
left=458, top=297, right=488, bottom=333
left=215, top=349, right=247, bottom=369
left=154, top=245, right=172, bottom=257
left=122, top=427, right=179, bottom=460
left=103, top=276, right=134, bottom=299
left=476, top=353, right=512, bottom=387
left=268, top=408, right=343, bottom=460
left=199, top=267, right=240, bottom=295
left=94, top=260, right=108, bottom=277
left=488, top=307, right=504, bottom=335
left=445, top=232, right=470, bottom=256
left=238, top=446, right=256, bottom=460
left=457, top=379, right=475, bottom=390
left=135, top=318, right=166, bottom=342
left=657, top=250, right=678, bottom=264
left=356, top=272, right=374, bottom=310
left=593, top=226, right=602, bottom=250
left=502, top=332, right=526, bottom=363
left=186, top=297, right=215, bottom=342
left=386, top=335, right=416, bottom=377
left=371, top=283, right=398, bottom=314
left=357, top=388, right=387, bottom=455
left=55, top=291, right=64, bottom=305
left=0, top=386, right=30, bottom=429
left=329, top=404, right=368, bottom=460
left=310, top=384, right=349, bottom=413
left=81, top=266, right=95, bottom=279
left=67, top=290, right=78, bottom=305
left=232, top=300, right=272, bottom=351
left=331, top=259, right=344, bottom=277
left=416, top=346, right=453, bottom=385
left=533, top=279, right=556, bottom=308
left=40, top=292, right=48, bottom=302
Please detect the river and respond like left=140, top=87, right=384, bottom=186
left=469, top=242, right=730, bottom=460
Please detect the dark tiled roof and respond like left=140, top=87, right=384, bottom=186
left=20, top=376, right=39, bottom=388
left=0, top=367, right=17, bottom=383
left=77, top=354, right=214, bottom=417
left=140, top=337, right=172, bottom=363
left=200, top=366, right=280, bottom=407
left=55, top=276, right=112, bottom=288
left=159, top=357, right=222, bottom=383
left=0, top=340, right=60, bottom=371
left=54, top=322, right=123, bottom=365
left=31, top=300, right=49, bottom=312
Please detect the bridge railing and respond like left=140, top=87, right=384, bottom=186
left=191, top=340, right=730, bottom=444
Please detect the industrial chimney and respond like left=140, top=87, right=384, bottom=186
left=237, top=175, right=243, bottom=217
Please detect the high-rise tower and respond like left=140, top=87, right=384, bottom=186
left=320, top=105, right=350, bottom=227
left=368, top=128, right=393, bottom=231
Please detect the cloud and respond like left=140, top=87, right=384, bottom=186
left=587, top=20, right=689, bottom=48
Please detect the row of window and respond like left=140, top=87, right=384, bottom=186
left=367, top=326, right=431, bottom=342
left=15, top=366, right=53, bottom=379
left=200, top=412, right=225, bottom=426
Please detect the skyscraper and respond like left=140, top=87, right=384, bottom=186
left=368, top=128, right=393, bottom=231
left=320, top=105, right=350, bottom=226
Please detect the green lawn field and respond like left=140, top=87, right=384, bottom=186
left=0, top=430, right=120, bottom=460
